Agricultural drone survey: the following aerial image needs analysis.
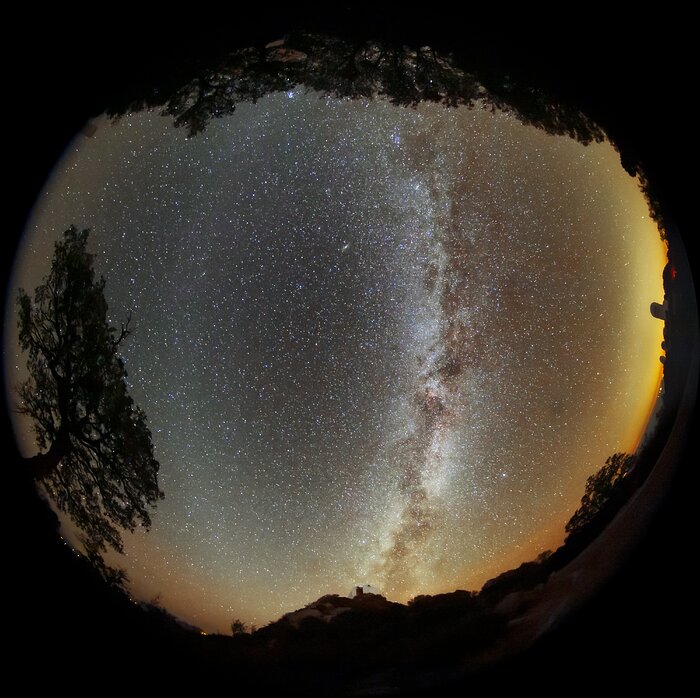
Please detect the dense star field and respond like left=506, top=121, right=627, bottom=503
left=6, top=91, right=665, bottom=631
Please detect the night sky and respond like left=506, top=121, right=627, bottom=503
left=5, top=91, right=665, bottom=632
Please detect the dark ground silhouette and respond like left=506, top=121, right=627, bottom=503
left=5, top=12, right=697, bottom=694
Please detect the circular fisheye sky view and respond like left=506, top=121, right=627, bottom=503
left=5, top=87, right=666, bottom=633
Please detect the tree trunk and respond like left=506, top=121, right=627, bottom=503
left=24, top=431, right=71, bottom=480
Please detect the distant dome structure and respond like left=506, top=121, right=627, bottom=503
left=650, top=300, right=668, bottom=320
left=350, top=584, right=382, bottom=598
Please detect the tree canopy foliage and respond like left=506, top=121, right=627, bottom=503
left=565, top=452, right=636, bottom=537
left=231, top=618, right=249, bottom=635
left=17, top=225, right=164, bottom=565
left=109, top=32, right=605, bottom=146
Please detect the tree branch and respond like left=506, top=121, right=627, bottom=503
left=113, top=312, right=132, bottom=350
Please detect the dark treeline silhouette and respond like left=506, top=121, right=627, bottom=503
left=107, top=32, right=605, bottom=146
left=565, top=452, right=637, bottom=537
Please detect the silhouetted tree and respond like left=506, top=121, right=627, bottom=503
left=16, top=225, right=164, bottom=569
left=231, top=618, right=248, bottom=635
left=565, top=452, right=636, bottom=536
